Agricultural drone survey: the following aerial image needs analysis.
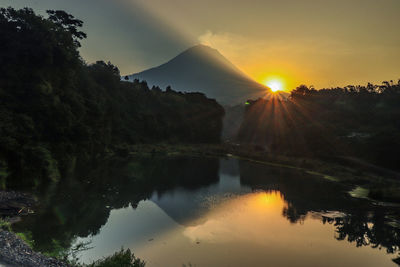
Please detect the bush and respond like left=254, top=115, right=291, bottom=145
left=87, top=249, right=145, bottom=267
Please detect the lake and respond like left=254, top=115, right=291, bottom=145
left=13, top=156, right=400, bottom=266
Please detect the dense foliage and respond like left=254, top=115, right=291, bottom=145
left=0, top=7, right=224, bottom=186
left=237, top=82, right=400, bottom=170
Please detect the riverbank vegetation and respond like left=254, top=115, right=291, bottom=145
left=87, top=249, right=145, bottom=267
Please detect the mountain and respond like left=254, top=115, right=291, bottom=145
left=126, top=45, right=269, bottom=104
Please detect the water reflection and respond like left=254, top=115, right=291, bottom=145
left=12, top=157, right=400, bottom=266
left=150, top=160, right=251, bottom=226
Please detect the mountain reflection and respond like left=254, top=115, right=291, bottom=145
left=150, top=159, right=251, bottom=226
left=12, top=156, right=400, bottom=266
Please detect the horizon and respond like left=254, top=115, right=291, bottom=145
left=3, top=0, right=400, bottom=91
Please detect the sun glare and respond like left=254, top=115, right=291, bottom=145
left=265, top=79, right=284, bottom=92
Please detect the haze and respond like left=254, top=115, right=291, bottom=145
left=5, top=0, right=400, bottom=90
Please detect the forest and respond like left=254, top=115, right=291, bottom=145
left=0, top=7, right=224, bottom=187
left=237, top=81, right=400, bottom=170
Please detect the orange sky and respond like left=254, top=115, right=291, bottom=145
left=5, top=0, right=400, bottom=91
left=138, top=0, right=400, bottom=91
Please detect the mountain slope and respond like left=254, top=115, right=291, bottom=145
left=127, top=45, right=269, bottom=104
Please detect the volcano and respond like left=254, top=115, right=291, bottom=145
left=126, top=45, right=269, bottom=104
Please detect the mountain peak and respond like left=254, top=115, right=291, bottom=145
left=128, top=45, right=268, bottom=104
left=184, top=44, right=221, bottom=55
left=187, top=44, right=216, bottom=51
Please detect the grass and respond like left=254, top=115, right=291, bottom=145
left=15, top=231, right=35, bottom=248
left=0, top=218, right=11, bottom=231
left=42, top=239, right=70, bottom=260
left=86, top=248, right=145, bottom=267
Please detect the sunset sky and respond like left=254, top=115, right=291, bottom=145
left=4, top=0, right=400, bottom=90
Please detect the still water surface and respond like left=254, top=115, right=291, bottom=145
left=14, top=157, right=400, bottom=266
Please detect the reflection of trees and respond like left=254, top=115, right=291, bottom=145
left=238, top=160, right=356, bottom=221
left=12, top=156, right=219, bottom=255
left=282, top=203, right=306, bottom=224
left=321, top=210, right=400, bottom=255
left=239, top=160, right=400, bottom=259
left=322, top=211, right=400, bottom=265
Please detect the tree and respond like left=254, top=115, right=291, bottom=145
left=46, top=10, right=86, bottom=46
left=290, top=85, right=310, bottom=97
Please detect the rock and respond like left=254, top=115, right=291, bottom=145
left=0, top=230, right=69, bottom=267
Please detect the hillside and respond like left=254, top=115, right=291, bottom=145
left=127, top=45, right=269, bottom=104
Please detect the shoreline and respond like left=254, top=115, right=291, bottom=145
left=0, top=191, right=68, bottom=267
left=128, top=143, right=400, bottom=202
left=1, top=142, right=400, bottom=266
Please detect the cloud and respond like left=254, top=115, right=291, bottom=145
left=197, top=30, right=251, bottom=69
left=198, top=30, right=236, bottom=47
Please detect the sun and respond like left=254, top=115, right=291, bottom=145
left=265, top=79, right=284, bottom=92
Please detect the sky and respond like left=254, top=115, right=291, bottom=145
left=3, top=0, right=400, bottom=90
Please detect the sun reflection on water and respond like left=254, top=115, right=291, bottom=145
left=72, top=189, right=396, bottom=267
left=134, top=191, right=394, bottom=267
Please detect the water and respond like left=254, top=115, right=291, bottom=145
left=13, top=156, right=400, bottom=266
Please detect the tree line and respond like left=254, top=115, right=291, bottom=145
left=237, top=81, right=400, bottom=170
